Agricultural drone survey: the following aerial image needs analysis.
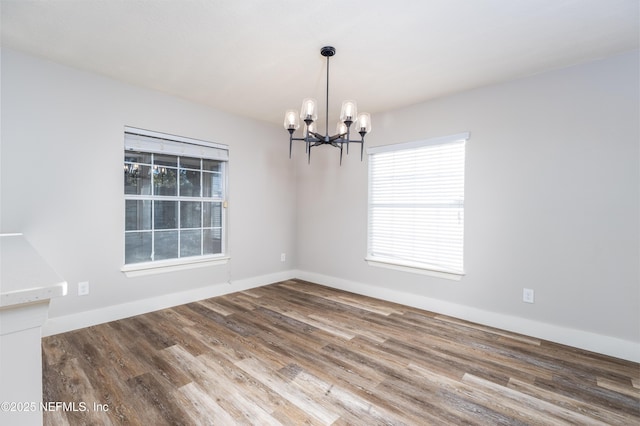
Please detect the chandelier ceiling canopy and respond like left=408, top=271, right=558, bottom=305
left=284, top=46, right=372, bottom=164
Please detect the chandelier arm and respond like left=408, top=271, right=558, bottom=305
left=328, top=132, right=347, bottom=142
left=345, top=119, right=353, bottom=154
left=304, top=123, right=310, bottom=154
left=310, top=131, right=325, bottom=140
left=356, top=132, right=367, bottom=160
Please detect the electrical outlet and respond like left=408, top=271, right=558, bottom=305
left=78, top=281, right=90, bottom=296
left=523, top=288, right=534, bottom=304
left=280, top=253, right=286, bottom=262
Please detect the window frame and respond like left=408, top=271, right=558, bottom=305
left=365, top=132, right=469, bottom=281
left=121, top=127, right=229, bottom=277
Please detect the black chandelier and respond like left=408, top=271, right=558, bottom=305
left=284, top=46, right=372, bottom=163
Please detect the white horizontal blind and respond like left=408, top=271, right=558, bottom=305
left=124, top=127, right=228, bottom=161
left=367, top=134, right=467, bottom=275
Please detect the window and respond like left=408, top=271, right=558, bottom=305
left=123, top=127, right=228, bottom=271
left=366, top=133, right=468, bottom=279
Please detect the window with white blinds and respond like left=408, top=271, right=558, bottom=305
left=366, top=133, right=468, bottom=278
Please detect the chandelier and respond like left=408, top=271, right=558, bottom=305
left=283, top=46, right=372, bottom=163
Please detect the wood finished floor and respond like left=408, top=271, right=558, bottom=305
left=42, top=279, right=639, bottom=425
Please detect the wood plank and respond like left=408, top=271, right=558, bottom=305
left=462, top=373, right=607, bottom=425
left=509, top=376, right=632, bottom=425
left=235, top=357, right=341, bottom=425
left=597, top=377, right=640, bottom=399
left=174, top=382, right=236, bottom=425
left=42, top=280, right=640, bottom=425
left=125, top=372, right=189, bottom=425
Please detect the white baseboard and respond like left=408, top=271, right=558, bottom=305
left=42, top=270, right=297, bottom=337
left=295, top=270, right=640, bottom=363
left=43, top=268, right=639, bottom=363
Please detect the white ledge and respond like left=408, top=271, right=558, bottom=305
left=365, top=257, right=464, bottom=281
left=0, top=233, right=68, bottom=309
left=121, top=256, right=230, bottom=277
left=0, top=283, right=67, bottom=309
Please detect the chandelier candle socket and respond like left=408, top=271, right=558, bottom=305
left=283, top=46, right=372, bottom=164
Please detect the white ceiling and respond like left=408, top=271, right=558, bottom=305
left=1, top=0, right=638, bottom=129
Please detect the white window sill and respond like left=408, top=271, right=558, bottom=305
left=365, top=257, right=464, bottom=281
left=121, top=256, right=230, bottom=277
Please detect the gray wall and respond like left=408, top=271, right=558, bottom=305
left=296, top=51, right=639, bottom=353
left=1, top=48, right=297, bottom=321
left=2, top=47, right=638, bottom=360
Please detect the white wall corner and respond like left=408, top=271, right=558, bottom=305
left=42, top=269, right=297, bottom=336
left=294, top=270, right=640, bottom=363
